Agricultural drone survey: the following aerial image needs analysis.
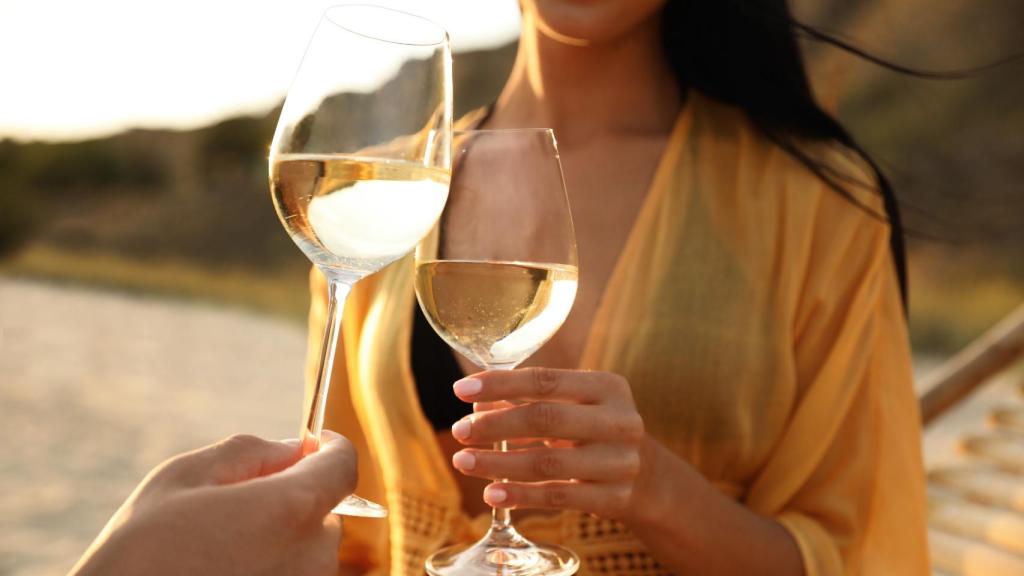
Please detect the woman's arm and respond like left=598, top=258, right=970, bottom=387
left=448, top=369, right=803, bottom=575
left=627, top=435, right=802, bottom=575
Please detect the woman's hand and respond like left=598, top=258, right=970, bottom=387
left=70, top=431, right=357, bottom=576
left=449, top=368, right=662, bottom=523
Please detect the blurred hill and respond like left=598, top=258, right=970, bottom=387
left=0, top=45, right=516, bottom=318
left=0, top=6, right=1020, bottom=353
left=0, top=43, right=516, bottom=263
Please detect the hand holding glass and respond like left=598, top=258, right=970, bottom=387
left=415, top=129, right=580, bottom=575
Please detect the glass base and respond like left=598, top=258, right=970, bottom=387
left=331, top=494, right=388, bottom=518
left=425, top=526, right=578, bottom=576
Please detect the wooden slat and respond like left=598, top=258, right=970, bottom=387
left=929, top=495, right=1024, bottom=555
left=929, top=528, right=1024, bottom=576
left=990, top=406, right=1024, bottom=436
left=962, top=435, right=1024, bottom=474
left=920, top=303, right=1024, bottom=425
left=929, top=466, right=1024, bottom=514
left=923, top=307, right=1024, bottom=575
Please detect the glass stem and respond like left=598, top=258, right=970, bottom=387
left=488, top=364, right=517, bottom=534
left=303, top=278, right=352, bottom=455
left=491, top=439, right=512, bottom=531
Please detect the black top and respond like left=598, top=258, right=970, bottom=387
left=411, top=105, right=492, bottom=430
left=411, top=303, right=472, bottom=430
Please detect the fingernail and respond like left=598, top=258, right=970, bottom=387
left=320, top=430, right=343, bottom=443
left=281, top=438, right=301, bottom=447
left=452, top=418, right=472, bottom=440
left=452, top=451, right=476, bottom=471
left=453, top=378, right=482, bottom=398
left=484, top=485, right=508, bottom=505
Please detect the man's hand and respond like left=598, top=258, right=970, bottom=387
left=70, top=431, right=357, bottom=576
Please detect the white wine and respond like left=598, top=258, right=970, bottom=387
left=415, top=260, right=578, bottom=369
left=271, top=154, right=449, bottom=277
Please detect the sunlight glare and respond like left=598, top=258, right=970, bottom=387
left=0, top=0, right=520, bottom=141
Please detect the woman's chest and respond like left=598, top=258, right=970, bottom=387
left=582, top=191, right=797, bottom=484
left=526, top=141, right=668, bottom=369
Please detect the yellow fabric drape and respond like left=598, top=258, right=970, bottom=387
left=305, top=94, right=929, bottom=575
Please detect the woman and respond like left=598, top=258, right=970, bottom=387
left=310, top=1, right=929, bottom=574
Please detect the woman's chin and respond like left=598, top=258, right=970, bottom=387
left=527, top=0, right=667, bottom=47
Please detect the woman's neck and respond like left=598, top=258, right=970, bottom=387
left=490, top=9, right=681, bottom=145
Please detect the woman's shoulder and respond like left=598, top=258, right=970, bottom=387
left=678, top=92, right=893, bottom=309
left=792, top=139, right=888, bottom=223
left=691, top=91, right=886, bottom=218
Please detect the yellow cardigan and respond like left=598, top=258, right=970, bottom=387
left=304, top=94, right=929, bottom=575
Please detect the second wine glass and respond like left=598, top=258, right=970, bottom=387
left=415, top=129, right=580, bottom=576
left=270, top=4, right=452, bottom=518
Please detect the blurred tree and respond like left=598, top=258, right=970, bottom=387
left=199, top=116, right=274, bottom=175
left=0, top=139, right=37, bottom=256
left=26, top=139, right=167, bottom=193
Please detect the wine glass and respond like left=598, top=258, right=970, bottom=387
left=269, top=4, right=452, bottom=518
left=415, top=129, right=580, bottom=575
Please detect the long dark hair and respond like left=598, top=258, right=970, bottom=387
left=662, top=0, right=909, bottom=308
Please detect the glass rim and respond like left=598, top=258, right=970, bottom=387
left=454, top=128, right=555, bottom=136
left=323, top=4, right=449, bottom=47
left=454, top=128, right=560, bottom=151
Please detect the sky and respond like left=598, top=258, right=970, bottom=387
left=0, top=0, right=521, bottom=142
